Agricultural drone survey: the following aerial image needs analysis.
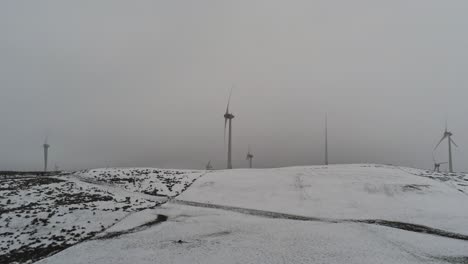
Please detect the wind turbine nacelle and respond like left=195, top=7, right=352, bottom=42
left=224, top=113, right=235, bottom=119
left=43, top=144, right=50, bottom=148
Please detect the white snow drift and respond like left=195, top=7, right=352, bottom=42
left=35, top=164, right=468, bottom=264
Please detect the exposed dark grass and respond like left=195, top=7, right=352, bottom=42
left=355, top=220, right=468, bottom=241
left=0, top=177, right=64, bottom=191
left=96, top=214, right=168, bottom=240
left=0, top=243, right=71, bottom=264
left=432, top=256, right=468, bottom=264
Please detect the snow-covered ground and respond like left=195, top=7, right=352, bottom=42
left=38, top=203, right=468, bottom=264
left=179, top=164, right=468, bottom=234
left=398, top=166, right=468, bottom=194
left=75, top=168, right=203, bottom=197
left=3, top=165, right=468, bottom=264
left=0, top=168, right=203, bottom=263
left=0, top=175, right=160, bottom=263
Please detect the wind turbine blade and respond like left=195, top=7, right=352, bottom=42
left=434, top=135, right=447, bottom=150
left=451, top=138, right=458, bottom=147
left=226, top=87, right=233, bottom=114
left=432, top=152, right=436, bottom=163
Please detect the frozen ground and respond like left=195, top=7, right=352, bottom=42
left=75, top=168, right=203, bottom=197
left=398, top=166, right=468, bottom=195
left=38, top=204, right=468, bottom=264
left=0, top=169, right=202, bottom=263
left=3, top=165, right=468, bottom=264
left=179, top=164, right=468, bottom=234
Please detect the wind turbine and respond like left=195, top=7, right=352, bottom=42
left=325, top=114, right=328, bottom=165
left=43, top=137, right=50, bottom=172
left=246, top=146, right=254, bottom=168
left=224, top=89, right=235, bottom=169
left=434, top=121, right=458, bottom=173
left=206, top=160, right=213, bottom=170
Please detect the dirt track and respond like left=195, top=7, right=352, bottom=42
left=171, top=199, right=468, bottom=241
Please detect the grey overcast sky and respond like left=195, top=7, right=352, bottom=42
left=1, top=0, right=467, bottom=171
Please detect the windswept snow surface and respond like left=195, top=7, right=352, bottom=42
left=178, top=164, right=468, bottom=234
left=38, top=204, right=468, bottom=264
left=76, top=168, right=203, bottom=197
left=0, top=168, right=202, bottom=263
left=0, top=175, right=159, bottom=263
left=398, top=166, right=468, bottom=195
left=6, top=165, right=468, bottom=264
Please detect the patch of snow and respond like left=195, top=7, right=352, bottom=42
left=37, top=204, right=468, bottom=264
left=75, top=168, right=203, bottom=197
left=0, top=176, right=159, bottom=263
left=178, top=164, right=468, bottom=233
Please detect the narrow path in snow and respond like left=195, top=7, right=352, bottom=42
left=65, top=172, right=210, bottom=239
left=93, top=214, right=168, bottom=240
left=171, top=200, right=468, bottom=241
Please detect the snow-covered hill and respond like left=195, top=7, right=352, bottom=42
left=37, top=202, right=468, bottom=264
left=4, top=165, right=468, bottom=264
left=0, top=169, right=203, bottom=263
left=75, top=168, right=203, bottom=197
left=178, top=164, right=468, bottom=233
left=0, top=176, right=159, bottom=264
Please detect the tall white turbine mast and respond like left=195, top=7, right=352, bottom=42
left=43, top=136, right=50, bottom=172
left=224, top=88, right=235, bottom=169
left=325, top=113, right=328, bottom=166
left=246, top=145, right=254, bottom=168
left=434, top=121, right=458, bottom=173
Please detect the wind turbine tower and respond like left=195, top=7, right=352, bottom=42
left=246, top=146, right=254, bottom=168
left=434, top=122, right=458, bottom=173
left=224, top=89, right=235, bottom=169
left=325, top=114, right=328, bottom=166
left=43, top=137, right=50, bottom=172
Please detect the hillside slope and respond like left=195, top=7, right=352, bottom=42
left=0, top=169, right=203, bottom=264
left=178, top=164, right=468, bottom=233
left=19, top=164, right=468, bottom=264
left=75, top=168, right=203, bottom=197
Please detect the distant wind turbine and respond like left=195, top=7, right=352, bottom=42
left=206, top=160, right=213, bottom=170
left=43, top=137, right=50, bottom=172
left=325, top=114, right=328, bottom=166
left=434, top=121, right=458, bottom=173
left=246, top=146, right=254, bottom=168
left=224, top=88, right=235, bottom=169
